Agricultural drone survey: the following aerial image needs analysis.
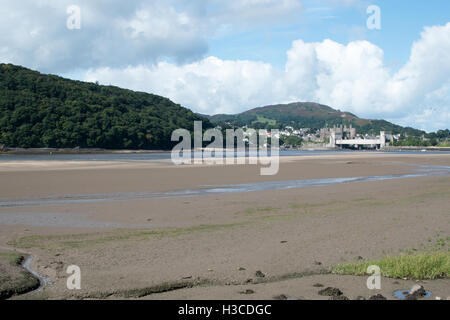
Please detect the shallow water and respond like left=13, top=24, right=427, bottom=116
left=0, top=165, right=448, bottom=209
left=1, top=149, right=449, bottom=162
left=22, top=255, right=51, bottom=292
left=0, top=211, right=156, bottom=228
left=393, top=289, right=432, bottom=300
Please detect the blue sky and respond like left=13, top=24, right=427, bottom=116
left=209, top=0, right=450, bottom=70
left=1, top=0, right=449, bottom=131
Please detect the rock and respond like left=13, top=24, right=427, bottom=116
left=410, top=284, right=426, bottom=297
left=245, top=278, right=253, bottom=283
left=240, top=289, right=254, bottom=295
left=313, top=283, right=324, bottom=287
left=255, top=270, right=265, bottom=278
left=330, top=295, right=349, bottom=300
left=280, top=241, right=288, bottom=243
left=181, top=276, right=192, bottom=280
left=369, top=294, right=387, bottom=300
left=274, top=294, right=288, bottom=300
left=238, top=267, right=246, bottom=271
left=313, top=261, right=322, bottom=265
left=356, top=256, right=364, bottom=260
left=318, top=287, right=343, bottom=297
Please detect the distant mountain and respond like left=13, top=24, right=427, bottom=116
left=207, top=102, right=425, bottom=136
left=0, top=63, right=211, bottom=149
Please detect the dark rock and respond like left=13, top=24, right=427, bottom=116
left=245, top=278, right=253, bottom=283
left=313, top=283, right=324, bottom=287
left=356, top=256, right=364, bottom=260
left=280, top=241, right=288, bottom=243
left=314, top=261, right=322, bottom=265
left=318, top=287, right=343, bottom=297
left=240, top=289, right=254, bottom=295
left=255, top=270, right=265, bottom=278
left=274, top=294, right=288, bottom=300
left=369, top=294, right=387, bottom=300
left=330, top=295, right=349, bottom=300
left=410, top=284, right=426, bottom=297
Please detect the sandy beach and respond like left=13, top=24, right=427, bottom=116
left=0, top=152, right=449, bottom=300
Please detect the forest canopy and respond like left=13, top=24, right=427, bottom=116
left=0, top=63, right=211, bottom=149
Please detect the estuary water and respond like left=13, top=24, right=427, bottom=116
left=0, top=165, right=449, bottom=209
left=1, top=149, right=450, bottom=162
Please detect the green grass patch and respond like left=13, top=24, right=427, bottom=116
left=239, top=207, right=279, bottom=216
left=0, top=252, right=24, bottom=265
left=252, top=116, right=276, bottom=126
left=332, top=252, right=450, bottom=280
left=9, top=222, right=249, bottom=250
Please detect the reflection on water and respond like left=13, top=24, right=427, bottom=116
left=0, top=165, right=449, bottom=209
left=1, top=150, right=450, bottom=162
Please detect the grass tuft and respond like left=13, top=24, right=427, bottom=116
left=332, top=252, right=450, bottom=280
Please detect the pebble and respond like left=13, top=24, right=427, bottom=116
left=240, top=289, right=254, bottom=295
left=313, top=283, right=324, bottom=288
left=318, top=287, right=343, bottom=297
left=255, top=270, right=265, bottom=278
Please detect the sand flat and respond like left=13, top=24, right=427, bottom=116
left=0, top=152, right=449, bottom=299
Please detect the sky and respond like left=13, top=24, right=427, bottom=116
left=0, top=0, right=449, bottom=132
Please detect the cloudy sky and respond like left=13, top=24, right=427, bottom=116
left=1, top=0, right=449, bottom=131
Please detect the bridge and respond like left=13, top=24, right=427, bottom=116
left=330, top=131, right=387, bottom=149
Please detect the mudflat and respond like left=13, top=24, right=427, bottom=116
left=0, top=152, right=449, bottom=300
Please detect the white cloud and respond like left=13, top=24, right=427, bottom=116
left=85, top=57, right=282, bottom=115
left=0, top=0, right=304, bottom=72
left=83, top=22, right=450, bottom=131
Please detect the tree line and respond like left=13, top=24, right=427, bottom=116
left=0, top=64, right=211, bottom=149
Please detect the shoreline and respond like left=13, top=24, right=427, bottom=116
left=0, top=147, right=171, bottom=155
left=1, top=145, right=450, bottom=156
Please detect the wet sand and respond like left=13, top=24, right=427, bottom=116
left=0, top=152, right=449, bottom=299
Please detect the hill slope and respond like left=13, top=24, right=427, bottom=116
left=208, top=102, right=424, bottom=136
left=0, top=63, right=210, bottom=149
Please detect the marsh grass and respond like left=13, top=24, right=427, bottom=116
left=10, top=221, right=250, bottom=250
left=240, top=207, right=279, bottom=215
left=332, top=252, right=450, bottom=280
left=0, top=252, right=23, bottom=265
